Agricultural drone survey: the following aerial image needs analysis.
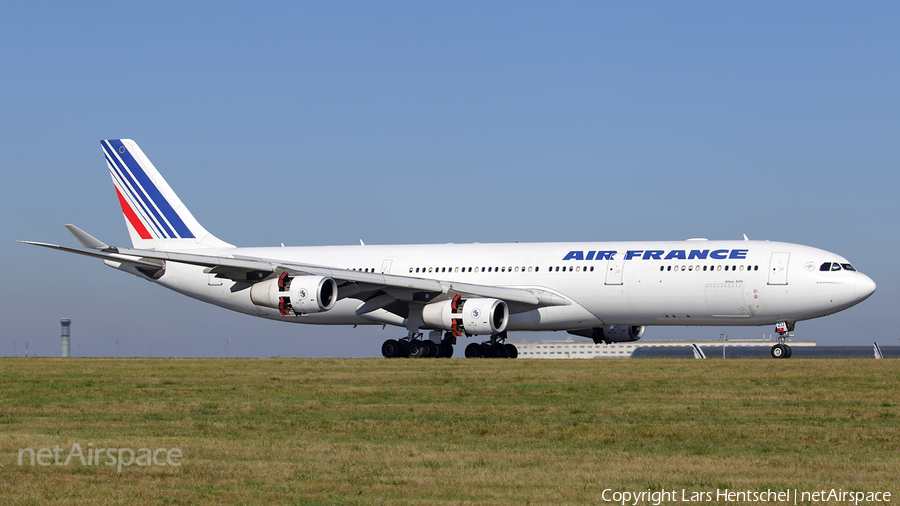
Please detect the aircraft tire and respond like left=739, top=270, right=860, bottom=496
left=408, top=341, right=427, bottom=358
left=771, top=344, right=786, bottom=359
left=382, top=339, right=401, bottom=358
left=425, top=340, right=439, bottom=358
left=784, top=345, right=792, bottom=358
left=491, top=343, right=508, bottom=358
left=465, top=343, right=482, bottom=358
left=504, top=343, right=518, bottom=359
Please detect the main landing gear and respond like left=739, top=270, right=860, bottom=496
left=464, top=332, right=518, bottom=359
left=770, top=321, right=794, bottom=359
left=382, top=331, right=455, bottom=358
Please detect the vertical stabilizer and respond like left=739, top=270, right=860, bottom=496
left=101, top=139, right=233, bottom=250
left=691, top=343, right=707, bottom=359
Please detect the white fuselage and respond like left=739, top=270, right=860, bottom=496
left=140, top=239, right=876, bottom=333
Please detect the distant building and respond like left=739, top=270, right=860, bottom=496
left=511, top=339, right=815, bottom=359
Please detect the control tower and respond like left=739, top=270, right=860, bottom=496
left=61, top=318, right=71, bottom=358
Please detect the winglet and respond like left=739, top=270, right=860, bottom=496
left=64, top=225, right=109, bottom=250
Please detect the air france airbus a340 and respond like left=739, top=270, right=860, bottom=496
left=23, top=140, right=876, bottom=359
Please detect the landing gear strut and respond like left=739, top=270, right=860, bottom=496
left=464, top=332, right=518, bottom=359
left=770, top=321, right=794, bottom=359
left=381, top=331, right=455, bottom=359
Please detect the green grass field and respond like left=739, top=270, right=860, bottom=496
left=1, top=358, right=897, bottom=505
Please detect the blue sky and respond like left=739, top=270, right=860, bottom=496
left=2, top=2, right=897, bottom=357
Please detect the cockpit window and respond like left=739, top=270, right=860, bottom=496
left=841, top=264, right=857, bottom=272
left=820, top=262, right=832, bottom=271
left=831, top=263, right=842, bottom=271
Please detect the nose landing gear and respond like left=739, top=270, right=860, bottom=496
left=770, top=321, right=795, bottom=359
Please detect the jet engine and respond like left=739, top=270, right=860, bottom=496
left=567, top=325, right=645, bottom=344
left=250, top=273, right=337, bottom=315
left=422, top=296, right=509, bottom=336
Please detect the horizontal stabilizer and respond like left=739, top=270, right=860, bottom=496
left=64, top=224, right=109, bottom=250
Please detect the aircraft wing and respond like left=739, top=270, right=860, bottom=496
left=21, top=240, right=569, bottom=309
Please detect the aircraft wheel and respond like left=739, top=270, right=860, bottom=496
left=504, top=343, right=518, bottom=359
left=784, top=345, right=792, bottom=358
left=440, top=343, right=454, bottom=358
left=425, top=340, right=439, bottom=358
left=408, top=341, right=427, bottom=358
left=382, top=339, right=401, bottom=358
left=771, top=344, right=786, bottom=359
left=491, top=343, right=509, bottom=358
left=465, top=343, right=482, bottom=358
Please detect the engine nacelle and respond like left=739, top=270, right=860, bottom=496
left=421, top=296, right=509, bottom=336
left=567, top=325, right=645, bottom=344
left=250, top=273, right=337, bottom=315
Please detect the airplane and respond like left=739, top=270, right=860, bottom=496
left=22, top=139, right=877, bottom=359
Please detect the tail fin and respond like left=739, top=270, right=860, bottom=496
left=101, top=139, right=233, bottom=250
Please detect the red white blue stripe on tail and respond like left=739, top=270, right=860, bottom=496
left=102, top=139, right=232, bottom=250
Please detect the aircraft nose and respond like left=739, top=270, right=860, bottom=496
left=855, top=274, right=877, bottom=301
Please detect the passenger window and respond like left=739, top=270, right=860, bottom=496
left=820, top=262, right=832, bottom=271
left=667, top=266, right=672, bottom=271
left=555, top=266, right=559, bottom=272
left=589, top=266, right=593, bottom=272
left=409, top=267, right=413, bottom=273
left=660, top=266, right=665, bottom=272
left=717, top=265, right=722, bottom=271
left=536, top=267, right=540, bottom=272
left=725, top=265, right=729, bottom=271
